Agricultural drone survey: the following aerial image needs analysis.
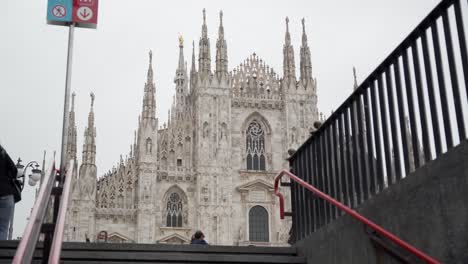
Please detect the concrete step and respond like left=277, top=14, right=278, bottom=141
left=0, top=241, right=306, bottom=264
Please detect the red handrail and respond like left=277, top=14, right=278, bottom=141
left=49, top=159, right=74, bottom=263
left=274, top=169, right=440, bottom=264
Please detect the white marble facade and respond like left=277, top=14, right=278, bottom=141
left=64, top=11, right=319, bottom=246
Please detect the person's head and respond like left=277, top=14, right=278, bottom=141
left=194, top=230, right=204, bottom=240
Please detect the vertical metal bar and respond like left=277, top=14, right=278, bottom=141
left=326, top=125, right=337, bottom=219
left=385, top=66, right=402, bottom=183
left=338, top=113, right=349, bottom=208
left=454, top=0, right=468, bottom=102
left=304, top=144, right=313, bottom=234
left=321, top=132, right=331, bottom=223
left=411, top=41, right=432, bottom=163
left=363, top=88, right=377, bottom=195
left=442, top=8, right=466, bottom=140
left=344, top=108, right=355, bottom=207
left=312, top=139, right=322, bottom=229
left=402, top=48, right=423, bottom=170
left=370, top=81, right=385, bottom=192
left=307, top=142, right=317, bottom=232
left=432, top=21, right=454, bottom=148
left=393, top=58, right=411, bottom=177
left=297, top=150, right=306, bottom=238
left=332, top=120, right=341, bottom=217
left=356, top=93, right=370, bottom=200
left=315, top=137, right=323, bottom=227
left=291, top=160, right=299, bottom=239
left=289, top=158, right=299, bottom=242
left=294, top=159, right=305, bottom=240
left=298, top=157, right=306, bottom=240
left=421, top=30, right=443, bottom=156
left=350, top=101, right=363, bottom=205
left=377, top=73, right=393, bottom=184
left=319, top=134, right=329, bottom=224
left=60, top=23, right=75, bottom=174
left=302, top=147, right=312, bottom=236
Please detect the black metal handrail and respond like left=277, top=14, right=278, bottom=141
left=288, top=0, right=467, bottom=242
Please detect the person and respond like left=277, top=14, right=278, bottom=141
left=0, top=144, right=20, bottom=240
left=190, top=230, right=208, bottom=245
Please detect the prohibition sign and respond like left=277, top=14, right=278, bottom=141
left=52, top=5, right=66, bottom=18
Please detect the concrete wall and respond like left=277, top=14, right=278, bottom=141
left=294, top=140, right=468, bottom=264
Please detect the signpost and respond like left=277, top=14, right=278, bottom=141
left=46, top=0, right=99, bottom=180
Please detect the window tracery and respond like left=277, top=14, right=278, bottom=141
left=246, top=121, right=266, bottom=170
left=166, top=192, right=183, bottom=227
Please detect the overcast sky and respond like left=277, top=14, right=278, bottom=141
left=1, top=0, right=446, bottom=238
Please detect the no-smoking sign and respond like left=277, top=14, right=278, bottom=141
left=47, top=0, right=72, bottom=23
left=52, top=5, right=66, bottom=18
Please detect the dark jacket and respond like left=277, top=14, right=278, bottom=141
left=0, top=145, right=19, bottom=202
left=191, top=239, right=208, bottom=245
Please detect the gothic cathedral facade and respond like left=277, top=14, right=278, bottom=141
left=65, top=10, right=320, bottom=246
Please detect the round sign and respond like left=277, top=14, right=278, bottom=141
left=52, top=5, right=66, bottom=18
left=76, top=6, right=93, bottom=21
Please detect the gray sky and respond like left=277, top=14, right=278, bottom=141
left=1, top=0, right=442, bottom=238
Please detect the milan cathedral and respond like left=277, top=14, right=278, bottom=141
left=64, top=9, right=320, bottom=245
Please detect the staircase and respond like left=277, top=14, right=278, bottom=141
left=0, top=240, right=306, bottom=264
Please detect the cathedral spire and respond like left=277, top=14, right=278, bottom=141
left=178, top=34, right=185, bottom=71
left=283, top=17, right=296, bottom=83
left=353, top=66, right=358, bottom=90
left=147, top=50, right=153, bottom=82
left=218, top=10, right=224, bottom=39
left=198, top=8, right=211, bottom=75
left=175, top=35, right=187, bottom=86
left=191, top=40, right=196, bottom=74
left=142, top=50, right=156, bottom=121
left=66, top=91, right=78, bottom=167
left=299, top=18, right=313, bottom=85
left=216, top=10, right=228, bottom=77
left=175, top=35, right=188, bottom=113
left=190, top=40, right=197, bottom=90
left=285, top=16, right=291, bottom=45
left=82, top=93, right=96, bottom=166
left=301, top=18, right=307, bottom=45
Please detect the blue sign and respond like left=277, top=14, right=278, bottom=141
left=47, top=0, right=72, bottom=24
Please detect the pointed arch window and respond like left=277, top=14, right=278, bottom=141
left=246, top=121, right=266, bottom=170
left=249, top=205, right=269, bottom=242
left=166, top=192, right=183, bottom=227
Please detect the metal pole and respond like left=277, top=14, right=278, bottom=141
left=59, top=23, right=75, bottom=176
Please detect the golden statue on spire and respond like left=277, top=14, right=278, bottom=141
left=178, top=34, right=184, bottom=46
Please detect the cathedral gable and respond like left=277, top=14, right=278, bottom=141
left=236, top=179, right=274, bottom=193
left=157, top=233, right=189, bottom=244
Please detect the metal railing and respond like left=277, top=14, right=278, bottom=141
left=12, top=160, right=56, bottom=263
left=12, top=160, right=74, bottom=264
left=274, top=170, right=440, bottom=264
left=49, top=159, right=74, bottom=263
left=287, top=0, right=467, bottom=243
